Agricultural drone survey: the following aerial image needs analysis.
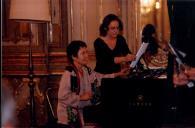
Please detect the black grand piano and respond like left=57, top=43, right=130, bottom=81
left=84, top=69, right=170, bottom=128
left=100, top=70, right=167, bottom=128
left=98, top=69, right=195, bottom=128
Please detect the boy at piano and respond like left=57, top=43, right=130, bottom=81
left=57, top=40, right=128, bottom=128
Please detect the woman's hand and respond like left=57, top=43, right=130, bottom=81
left=80, top=92, right=92, bottom=101
left=124, top=54, right=136, bottom=62
left=173, top=73, right=189, bottom=87
left=185, top=67, right=195, bottom=80
left=114, top=68, right=130, bottom=78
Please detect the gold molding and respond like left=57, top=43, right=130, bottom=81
left=80, top=0, right=84, bottom=40
left=117, top=0, right=121, bottom=17
left=99, top=0, right=103, bottom=24
left=70, top=0, right=73, bottom=40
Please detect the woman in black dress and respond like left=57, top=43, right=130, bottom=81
left=94, top=14, right=135, bottom=74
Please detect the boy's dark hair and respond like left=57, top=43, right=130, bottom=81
left=99, top=14, right=123, bottom=36
left=66, top=40, right=87, bottom=63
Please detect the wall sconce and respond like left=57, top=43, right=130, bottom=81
left=155, top=1, right=161, bottom=9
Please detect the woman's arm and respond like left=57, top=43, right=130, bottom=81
left=114, top=54, right=135, bottom=64
left=114, top=36, right=135, bottom=64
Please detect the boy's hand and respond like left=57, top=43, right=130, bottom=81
left=80, top=92, right=92, bottom=101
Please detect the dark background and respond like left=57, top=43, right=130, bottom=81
left=167, top=0, right=195, bottom=127
left=168, top=0, right=195, bottom=66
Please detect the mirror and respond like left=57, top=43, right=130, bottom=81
left=2, top=0, right=68, bottom=49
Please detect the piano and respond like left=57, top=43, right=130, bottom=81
left=100, top=76, right=167, bottom=128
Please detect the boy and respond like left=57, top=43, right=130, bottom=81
left=57, top=40, right=127, bottom=128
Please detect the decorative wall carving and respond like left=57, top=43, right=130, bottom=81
left=2, top=77, right=48, bottom=127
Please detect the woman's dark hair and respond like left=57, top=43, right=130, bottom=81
left=142, top=24, right=158, bottom=55
left=66, top=40, right=87, bottom=63
left=99, top=14, right=123, bottom=36
left=142, top=24, right=156, bottom=38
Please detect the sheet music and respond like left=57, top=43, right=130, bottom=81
left=130, top=42, right=149, bottom=68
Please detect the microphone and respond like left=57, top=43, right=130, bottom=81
left=168, top=43, right=194, bottom=88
